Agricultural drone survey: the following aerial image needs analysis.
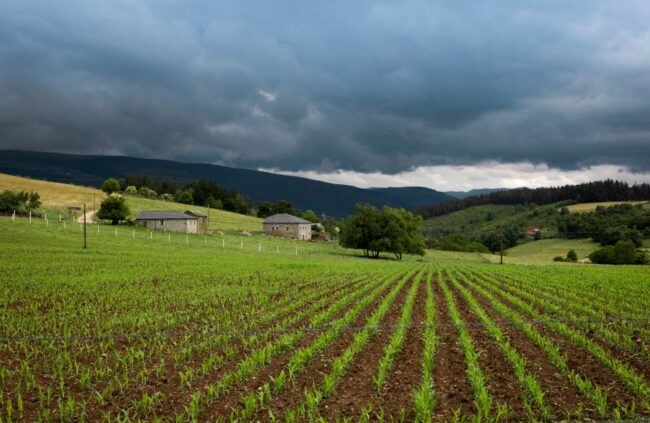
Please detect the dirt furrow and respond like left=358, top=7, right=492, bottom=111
left=260, top=274, right=410, bottom=422
left=317, top=273, right=416, bottom=420
left=475, top=277, right=640, bottom=409
left=376, top=274, right=428, bottom=420
left=445, top=274, right=529, bottom=419
left=202, top=279, right=383, bottom=420
left=459, top=277, right=597, bottom=420
left=432, top=276, right=475, bottom=421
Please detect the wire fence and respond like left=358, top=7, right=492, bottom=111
left=2, top=315, right=649, bottom=345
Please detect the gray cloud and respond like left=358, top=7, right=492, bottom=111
left=1, top=0, right=650, bottom=174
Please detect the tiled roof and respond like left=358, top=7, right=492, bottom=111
left=135, top=211, right=197, bottom=220
left=263, top=213, right=311, bottom=224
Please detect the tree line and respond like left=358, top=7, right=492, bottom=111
left=416, top=180, right=650, bottom=218
left=111, top=176, right=253, bottom=214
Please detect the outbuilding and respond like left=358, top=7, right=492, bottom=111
left=263, top=213, right=312, bottom=240
left=185, top=210, right=208, bottom=234
left=135, top=211, right=199, bottom=233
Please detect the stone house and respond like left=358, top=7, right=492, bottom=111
left=134, top=211, right=199, bottom=234
left=263, top=213, right=312, bottom=240
left=185, top=210, right=208, bottom=234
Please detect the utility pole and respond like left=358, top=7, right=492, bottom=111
left=499, top=224, right=504, bottom=265
left=83, top=203, right=87, bottom=249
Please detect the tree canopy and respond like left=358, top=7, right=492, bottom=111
left=96, top=196, right=130, bottom=225
left=101, top=178, right=121, bottom=195
left=339, top=204, right=425, bottom=260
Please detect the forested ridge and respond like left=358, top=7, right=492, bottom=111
left=416, top=180, right=650, bottom=218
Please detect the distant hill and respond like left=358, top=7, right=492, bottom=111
left=444, top=188, right=508, bottom=199
left=417, top=180, right=650, bottom=218
left=0, top=150, right=454, bottom=217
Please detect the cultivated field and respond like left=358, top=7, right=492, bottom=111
left=566, top=201, right=650, bottom=213
left=1, top=217, right=650, bottom=422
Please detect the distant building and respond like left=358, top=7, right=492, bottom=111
left=135, top=211, right=199, bottom=234
left=527, top=227, right=541, bottom=237
left=185, top=210, right=208, bottom=234
left=263, top=213, right=312, bottom=240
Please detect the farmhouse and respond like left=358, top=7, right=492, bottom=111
left=135, top=210, right=200, bottom=234
left=263, top=213, right=312, bottom=240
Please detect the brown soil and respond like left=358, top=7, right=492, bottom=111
left=376, top=274, right=428, bottom=420
left=486, top=275, right=650, bottom=385
left=89, top=276, right=367, bottom=421
left=431, top=276, right=475, bottom=421
left=317, top=273, right=417, bottom=420
left=260, top=273, right=412, bottom=422
left=202, top=277, right=384, bottom=420
left=472, top=276, right=641, bottom=411
left=458, top=277, right=596, bottom=420
left=445, top=277, right=530, bottom=420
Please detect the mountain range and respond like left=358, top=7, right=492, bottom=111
left=0, top=150, right=456, bottom=217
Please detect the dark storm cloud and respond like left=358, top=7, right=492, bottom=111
left=1, top=0, right=650, bottom=173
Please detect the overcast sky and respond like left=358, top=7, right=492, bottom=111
left=2, top=1, right=650, bottom=190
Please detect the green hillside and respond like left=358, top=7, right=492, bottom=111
left=421, top=203, right=563, bottom=239
left=504, top=238, right=599, bottom=264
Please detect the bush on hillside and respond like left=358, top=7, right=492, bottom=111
left=101, top=178, right=121, bottom=195
left=427, top=234, right=489, bottom=253
left=588, top=240, right=647, bottom=265
left=159, top=193, right=174, bottom=201
left=0, top=190, right=41, bottom=215
left=567, top=249, right=578, bottom=262
left=123, top=186, right=137, bottom=196
left=96, top=196, right=130, bottom=225
left=138, top=187, right=158, bottom=199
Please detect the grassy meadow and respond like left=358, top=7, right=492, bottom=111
left=0, top=173, right=263, bottom=232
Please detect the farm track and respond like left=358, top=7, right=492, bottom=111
left=473, top=275, right=642, bottom=411
left=443, top=273, right=530, bottom=419
left=431, top=275, right=475, bottom=420
left=375, top=273, right=428, bottom=420
left=457, top=276, right=595, bottom=420
left=259, top=273, right=413, bottom=422
left=316, top=272, right=418, bottom=420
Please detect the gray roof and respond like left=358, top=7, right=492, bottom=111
left=263, top=213, right=311, bottom=224
left=135, top=210, right=197, bottom=220
left=185, top=210, right=207, bottom=217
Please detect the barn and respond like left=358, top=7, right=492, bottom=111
left=134, top=211, right=199, bottom=234
left=263, top=213, right=312, bottom=240
left=185, top=210, right=208, bottom=234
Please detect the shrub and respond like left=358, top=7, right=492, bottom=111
left=0, top=190, right=41, bottom=215
left=553, top=256, right=566, bottom=262
left=123, top=186, right=137, bottom=196
left=589, top=240, right=647, bottom=265
left=566, top=250, right=578, bottom=262
left=159, top=193, right=174, bottom=201
left=138, top=187, right=158, bottom=199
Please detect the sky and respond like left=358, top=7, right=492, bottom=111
left=1, top=1, right=650, bottom=191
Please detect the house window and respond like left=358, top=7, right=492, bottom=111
left=160, top=220, right=164, bottom=225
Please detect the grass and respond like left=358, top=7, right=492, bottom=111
left=566, top=201, right=650, bottom=213
left=124, top=196, right=262, bottom=233
left=503, top=238, right=600, bottom=264
left=421, top=203, right=564, bottom=239
left=0, top=173, right=101, bottom=209
left=0, top=172, right=263, bottom=232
